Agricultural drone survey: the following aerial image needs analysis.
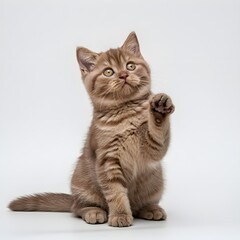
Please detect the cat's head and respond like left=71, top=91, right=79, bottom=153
left=76, top=32, right=151, bottom=109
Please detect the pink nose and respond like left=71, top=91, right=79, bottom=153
left=119, top=73, right=129, bottom=80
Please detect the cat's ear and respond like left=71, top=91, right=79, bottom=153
left=121, top=32, right=141, bottom=57
left=76, top=47, right=99, bottom=75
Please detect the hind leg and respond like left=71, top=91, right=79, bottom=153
left=71, top=195, right=108, bottom=224
left=72, top=206, right=107, bottom=224
left=71, top=185, right=108, bottom=224
left=135, top=204, right=167, bottom=221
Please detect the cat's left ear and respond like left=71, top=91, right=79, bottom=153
left=76, top=47, right=99, bottom=76
left=121, top=32, right=141, bottom=57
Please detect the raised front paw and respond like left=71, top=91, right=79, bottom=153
left=150, top=93, right=175, bottom=115
left=108, top=213, right=133, bottom=227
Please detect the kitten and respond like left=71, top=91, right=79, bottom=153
left=9, top=32, right=175, bottom=227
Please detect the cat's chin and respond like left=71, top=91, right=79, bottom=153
left=119, top=87, right=138, bottom=98
left=93, top=86, right=150, bottom=110
left=119, top=84, right=150, bottom=100
left=121, top=83, right=134, bottom=92
left=121, top=82, right=149, bottom=96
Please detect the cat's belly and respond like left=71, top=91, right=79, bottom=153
left=127, top=160, right=164, bottom=212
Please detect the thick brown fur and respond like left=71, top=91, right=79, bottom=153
left=9, top=32, right=174, bottom=227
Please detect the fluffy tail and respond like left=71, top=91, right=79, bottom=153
left=8, top=193, right=73, bottom=212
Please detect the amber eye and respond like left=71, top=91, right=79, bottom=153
left=103, top=68, right=114, bottom=77
left=126, top=62, right=136, bottom=71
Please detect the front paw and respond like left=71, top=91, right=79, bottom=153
left=150, top=93, right=175, bottom=115
left=108, top=213, right=133, bottom=227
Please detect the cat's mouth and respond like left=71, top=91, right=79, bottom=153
left=118, top=80, right=141, bottom=97
left=121, top=81, right=131, bottom=88
left=122, top=78, right=140, bottom=88
left=120, top=81, right=138, bottom=93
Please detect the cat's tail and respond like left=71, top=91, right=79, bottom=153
left=8, top=193, right=73, bottom=212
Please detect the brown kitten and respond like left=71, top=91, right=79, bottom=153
left=9, top=32, right=175, bottom=227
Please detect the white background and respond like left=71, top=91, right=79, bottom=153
left=1, top=0, right=240, bottom=239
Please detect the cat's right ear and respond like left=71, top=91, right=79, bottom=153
left=76, top=47, right=99, bottom=76
left=121, top=32, right=141, bottom=57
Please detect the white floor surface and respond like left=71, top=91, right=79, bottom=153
left=1, top=209, right=240, bottom=240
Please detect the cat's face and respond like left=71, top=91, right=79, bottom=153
left=76, top=32, right=150, bottom=108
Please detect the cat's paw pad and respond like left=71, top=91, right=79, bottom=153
left=108, top=213, right=133, bottom=227
left=137, top=205, right=167, bottom=221
left=82, top=208, right=107, bottom=224
left=150, top=93, right=175, bottom=115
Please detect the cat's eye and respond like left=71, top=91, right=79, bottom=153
left=126, top=62, right=136, bottom=71
left=103, top=68, right=114, bottom=77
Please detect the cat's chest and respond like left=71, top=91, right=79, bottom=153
left=95, top=106, right=147, bottom=138
left=94, top=104, right=155, bottom=180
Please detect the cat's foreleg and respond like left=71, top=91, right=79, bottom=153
left=148, top=93, right=175, bottom=148
left=97, top=157, right=133, bottom=227
left=136, top=93, right=174, bottom=221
